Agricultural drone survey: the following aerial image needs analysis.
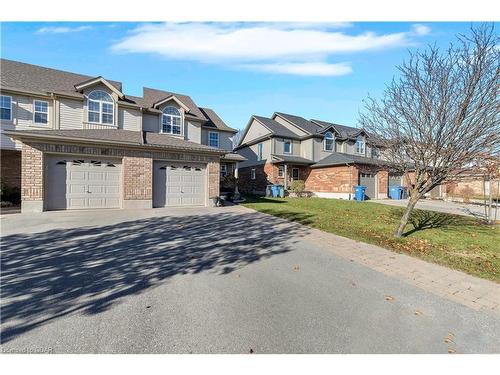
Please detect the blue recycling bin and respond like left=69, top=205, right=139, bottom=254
left=271, top=185, right=280, bottom=197
left=278, top=185, right=285, bottom=198
left=354, top=185, right=367, bottom=201
left=389, top=186, right=399, bottom=200
left=389, top=186, right=404, bottom=200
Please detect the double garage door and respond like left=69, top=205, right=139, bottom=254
left=46, top=155, right=207, bottom=210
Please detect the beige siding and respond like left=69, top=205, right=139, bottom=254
left=143, top=113, right=159, bottom=132
left=187, top=121, right=202, bottom=143
left=274, top=137, right=301, bottom=156
left=1, top=93, right=54, bottom=149
left=201, top=129, right=233, bottom=151
left=119, top=107, right=141, bottom=131
left=238, top=139, right=271, bottom=168
left=301, top=138, right=314, bottom=160
left=59, top=98, right=84, bottom=129
left=241, top=119, right=270, bottom=144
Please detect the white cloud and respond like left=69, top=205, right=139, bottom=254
left=36, top=25, right=92, bottom=34
left=412, top=24, right=431, bottom=36
left=241, top=62, right=353, bottom=77
left=111, top=23, right=427, bottom=76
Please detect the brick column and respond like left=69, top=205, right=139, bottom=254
left=207, top=161, right=220, bottom=205
left=21, top=143, right=44, bottom=212
left=122, top=156, right=153, bottom=209
left=378, top=170, right=389, bottom=199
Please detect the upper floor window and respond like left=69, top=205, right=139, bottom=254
left=162, top=106, right=182, bottom=135
left=88, top=90, right=114, bottom=125
left=355, top=136, right=365, bottom=155
left=257, top=143, right=263, bottom=161
left=323, top=131, right=334, bottom=151
left=1, top=95, right=12, bottom=121
left=209, top=131, right=219, bottom=148
left=33, top=100, right=48, bottom=124
left=283, top=139, right=292, bottom=154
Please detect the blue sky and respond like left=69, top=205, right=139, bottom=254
left=0, top=22, right=483, bottom=130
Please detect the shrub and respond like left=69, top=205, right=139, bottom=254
left=0, top=180, right=21, bottom=205
left=290, top=180, right=305, bottom=194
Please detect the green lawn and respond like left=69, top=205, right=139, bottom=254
left=242, top=196, right=500, bottom=282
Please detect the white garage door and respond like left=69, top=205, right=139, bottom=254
left=153, top=161, right=206, bottom=207
left=46, top=156, right=122, bottom=210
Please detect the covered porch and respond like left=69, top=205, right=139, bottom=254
left=220, top=152, right=247, bottom=195
left=270, top=154, right=314, bottom=189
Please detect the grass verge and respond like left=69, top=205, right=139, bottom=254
left=242, top=196, right=500, bottom=282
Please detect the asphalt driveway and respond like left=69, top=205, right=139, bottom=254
left=1, top=206, right=499, bottom=353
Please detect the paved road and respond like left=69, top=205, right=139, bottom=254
left=371, top=198, right=495, bottom=219
left=1, top=206, right=499, bottom=353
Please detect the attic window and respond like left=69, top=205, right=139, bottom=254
left=162, top=106, right=182, bottom=135
left=323, top=131, right=334, bottom=152
left=355, top=135, right=365, bottom=155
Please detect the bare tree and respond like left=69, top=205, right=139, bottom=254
left=359, top=24, right=500, bottom=237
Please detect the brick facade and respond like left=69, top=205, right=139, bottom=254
left=208, top=162, right=220, bottom=199
left=21, top=143, right=44, bottom=201
left=305, top=165, right=358, bottom=194
left=18, top=140, right=220, bottom=211
left=123, top=156, right=153, bottom=200
left=1, top=150, right=22, bottom=189
left=240, top=162, right=391, bottom=199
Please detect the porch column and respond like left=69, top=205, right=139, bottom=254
left=284, top=163, right=288, bottom=189
left=234, top=162, right=239, bottom=194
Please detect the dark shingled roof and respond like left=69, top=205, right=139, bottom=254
left=2, top=129, right=224, bottom=153
left=271, top=154, right=315, bottom=165
left=313, top=152, right=385, bottom=168
left=275, top=112, right=324, bottom=134
left=310, top=119, right=364, bottom=139
left=0, top=58, right=122, bottom=96
left=199, top=107, right=237, bottom=133
left=253, top=116, right=302, bottom=139
left=142, top=87, right=206, bottom=120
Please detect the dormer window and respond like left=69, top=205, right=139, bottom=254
left=323, top=131, right=334, bottom=151
left=162, top=106, right=182, bottom=135
left=356, top=135, right=365, bottom=155
left=87, top=90, right=114, bottom=125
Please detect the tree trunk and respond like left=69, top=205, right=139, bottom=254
left=394, top=194, right=419, bottom=237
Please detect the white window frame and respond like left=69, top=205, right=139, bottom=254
left=208, top=131, right=219, bottom=148
left=292, top=168, right=300, bottom=180
left=283, top=139, right=292, bottom=154
left=220, top=164, right=227, bottom=177
left=257, top=143, right=263, bottom=161
left=87, top=90, right=114, bottom=125
left=33, top=99, right=49, bottom=125
left=161, top=106, right=183, bottom=136
left=278, top=166, right=284, bottom=178
left=251, top=168, right=256, bottom=180
left=355, top=136, right=365, bottom=155
left=1, top=95, right=12, bottom=121
left=323, top=131, right=334, bottom=152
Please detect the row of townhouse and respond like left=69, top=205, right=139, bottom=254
left=234, top=112, right=409, bottom=200
left=0, top=59, right=245, bottom=212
